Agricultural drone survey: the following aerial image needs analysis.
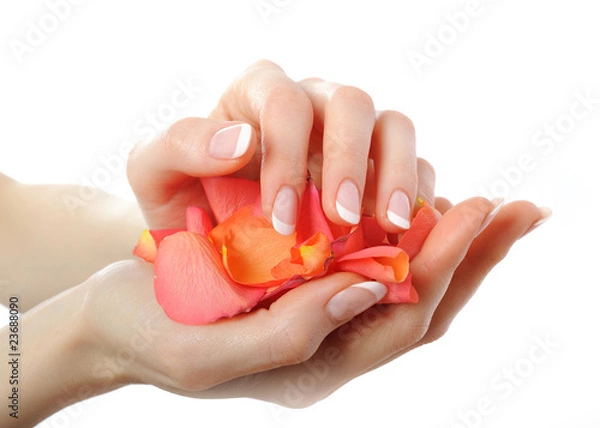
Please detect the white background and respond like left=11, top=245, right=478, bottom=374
left=1, top=0, right=599, bottom=427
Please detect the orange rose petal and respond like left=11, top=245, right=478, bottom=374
left=220, top=215, right=297, bottom=285
left=154, top=231, right=266, bottom=325
left=209, top=206, right=253, bottom=250
left=133, top=228, right=183, bottom=263
left=201, top=176, right=260, bottom=223
left=337, top=246, right=410, bottom=283
left=186, top=206, right=213, bottom=235
left=397, top=202, right=439, bottom=259
left=133, top=229, right=157, bottom=262
left=271, top=232, right=331, bottom=279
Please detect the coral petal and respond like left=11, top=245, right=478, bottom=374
left=297, top=179, right=334, bottom=242
left=380, top=274, right=419, bottom=303
left=186, top=206, right=213, bottom=235
left=397, top=203, right=439, bottom=259
left=361, top=216, right=387, bottom=246
left=331, top=224, right=365, bottom=259
left=201, top=177, right=260, bottom=223
left=337, top=246, right=409, bottom=283
left=154, top=231, right=265, bottom=325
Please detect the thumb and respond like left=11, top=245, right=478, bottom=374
left=127, top=117, right=256, bottom=212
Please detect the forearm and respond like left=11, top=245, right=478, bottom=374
left=0, top=281, right=120, bottom=426
left=0, top=175, right=146, bottom=310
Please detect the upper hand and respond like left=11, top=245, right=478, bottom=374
left=127, top=60, right=431, bottom=234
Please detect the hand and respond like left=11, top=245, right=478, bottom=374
left=78, top=196, right=548, bottom=407
left=127, top=60, right=431, bottom=234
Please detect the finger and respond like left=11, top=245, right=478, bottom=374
left=416, top=158, right=436, bottom=209
left=157, top=272, right=388, bottom=392
left=200, top=198, right=499, bottom=406
left=371, top=110, right=418, bottom=232
left=127, top=118, right=256, bottom=228
left=354, top=201, right=543, bottom=374
left=420, top=202, right=545, bottom=343
left=435, top=197, right=453, bottom=214
left=211, top=60, right=313, bottom=235
left=299, top=79, right=376, bottom=226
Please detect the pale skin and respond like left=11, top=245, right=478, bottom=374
left=0, top=61, right=549, bottom=426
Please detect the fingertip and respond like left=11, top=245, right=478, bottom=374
left=271, top=185, right=299, bottom=236
left=209, top=123, right=253, bottom=160
left=325, top=281, right=387, bottom=323
left=334, top=179, right=362, bottom=225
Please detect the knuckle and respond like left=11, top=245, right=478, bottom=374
left=330, top=85, right=375, bottom=116
left=246, top=59, right=284, bottom=74
left=298, top=76, right=325, bottom=86
left=420, top=322, right=451, bottom=345
left=264, top=84, right=313, bottom=117
left=159, top=117, right=198, bottom=158
left=378, top=110, right=416, bottom=137
left=403, top=321, right=431, bottom=347
left=417, top=157, right=436, bottom=178
left=269, top=318, right=320, bottom=367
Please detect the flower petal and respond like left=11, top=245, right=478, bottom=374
left=337, top=246, right=409, bottom=283
left=361, top=216, right=387, bottom=247
left=186, top=206, right=213, bottom=235
left=201, top=177, right=260, bottom=223
left=271, top=232, right=332, bottom=280
left=397, top=202, right=439, bottom=259
left=330, top=224, right=365, bottom=259
left=219, top=214, right=297, bottom=285
left=380, top=274, right=419, bottom=303
left=296, top=179, right=334, bottom=242
left=154, top=231, right=266, bottom=325
left=133, top=228, right=183, bottom=263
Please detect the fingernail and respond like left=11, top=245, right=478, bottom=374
left=209, top=123, right=252, bottom=159
left=326, top=281, right=388, bottom=322
left=521, top=206, right=552, bottom=237
left=336, top=180, right=361, bottom=225
left=272, top=186, right=298, bottom=236
left=387, top=190, right=411, bottom=230
left=477, top=197, right=505, bottom=236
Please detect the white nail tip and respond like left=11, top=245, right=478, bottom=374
left=336, top=201, right=360, bottom=225
left=351, top=281, right=388, bottom=301
left=272, top=213, right=295, bottom=236
left=232, top=123, right=252, bottom=158
left=387, top=209, right=411, bottom=229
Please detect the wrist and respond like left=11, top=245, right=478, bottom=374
left=1, top=280, right=123, bottom=426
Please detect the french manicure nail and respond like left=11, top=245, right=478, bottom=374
left=477, top=197, right=505, bottom=236
left=387, top=190, right=411, bottom=230
left=336, top=180, right=361, bottom=225
left=521, top=206, right=552, bottom=237
left=326, top=281, right=388, bottom=322
left=209, top=123, right=252, bottom=159
left=272, top=186, right=298, bottom=236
